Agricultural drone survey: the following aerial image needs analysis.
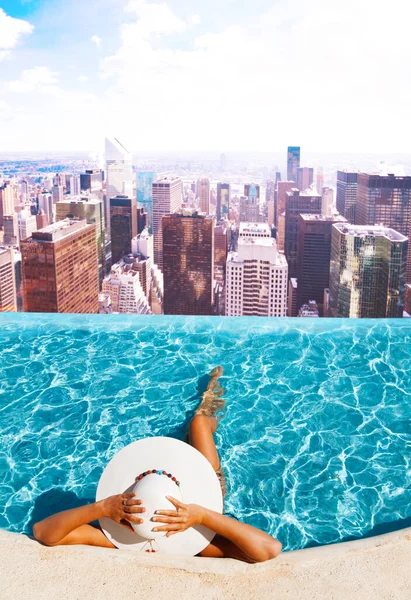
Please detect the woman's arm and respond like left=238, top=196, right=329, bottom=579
left=32, top=493, right=145, bottom=547
left=153, top=496, right=282, bottom=563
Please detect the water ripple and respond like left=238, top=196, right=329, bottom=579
left=0, top=314, right=410, bottom=550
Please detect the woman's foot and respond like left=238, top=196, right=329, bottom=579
left=209, top=366, right=224, bottom=379
left=195, top=366, right=226, bottom=419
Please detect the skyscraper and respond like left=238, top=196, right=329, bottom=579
left=296, top=167, right=314, bottom=192
left=21, top=219, right=98, bottom=313
left=197, top=178, right=210, bottom=214
left=152, top=176, right=182, bottom=270
left=288, top=278, right=298, bottom=317
left=52, top=184, right=64, bottom=203
left=80, top=169, right=103, bottom=193
left=20, top=180, right=29, bottom=204
left=136, top=171, right=156, bottom=231
left=3, top=215, right=19, bottom=245
left=68, top=175, right=81, bottom=196
left=404, top=284, right=411, bottom=316
left=267, top=199, right=275, bottom=227
left=101, top=257, right=151, bottom=314
left=214, top=222, right=228, bottom=277
left=53, top=173, right=64, bottom=187
left=275, top=181, right=295, bottom=250
left=214, top=223, right=228, bottom=315
left=137, top=207, right=148, bottom=234
left=329, top=224, right=407, bottom=318
left=336, top=171, right=358, bottom=223
left=110, top=196, right=137, bottom=265
left=316, top=167, right=324, bottom=195
left=266, top=179, right=275, bottom=227
left=322, top=187, right=334, bottom=217
left=266, top=180, right=275, bottom=201
left=0, top=248, right=16, bottom=312
left=17, top=209, right=37, bottom=241
left=216, top=183, right=230, bottom=221
left=297, top=214, right=347, bottom=315
left=36, top=209, right=48, bottom=230
left=105, top=137, right=133, bottom=235
left=56, top=197, right=106, bottom=284
left=162, top=210, right=215, bottom=315
left=356, top=174, right=411, bottom=282
left=239, top=198, right=260, bottom=223
left=0, top=183, right=14, bottom=228
left=131, top=229, right=153, bottom=303
left=38, top=193, right=55, bottom=225
left=287, top=147, right=300, bottom=182
left=244, top=184, right=260, bottom=199
left=239, top=184, right=262, bottom=222
left=284, top=189, right=322, bottom=278
left=226, top=224, right=288, bottom=317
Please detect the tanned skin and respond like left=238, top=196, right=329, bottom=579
left=33, top=368, right=282, bottom=563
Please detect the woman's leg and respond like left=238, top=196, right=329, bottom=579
left=189, top=367, right=226, bottom=493
left=189, top=415, right=220, bottom=470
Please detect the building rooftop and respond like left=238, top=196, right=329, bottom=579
left=238, top=237, right=276, bottom=247
left=154, top=176, right=181, bottom=183
left=106, top=255, right=149, bottom=281
left=30, top=219, right=89, bottom=242
left=169, top=209, right=212, bottom=219
left=300, top=214, right=347, bottom=222
left=333, top=223, right=408, bottom=242
left=57, top=196, right=101, bottom=205
left=228, top=246, right=287, bottom=267
left=287, top=188, right=321, bottom=198
left=239, top=222, right=271, bottom=235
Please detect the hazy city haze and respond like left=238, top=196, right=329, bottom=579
left=1, top=0, right=411, bottom=152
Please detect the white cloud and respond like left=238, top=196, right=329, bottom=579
left=0, top=100, right=13, bottom=121
left=2, top=66, right=97, bottom=114
left=97, top=0, right=411, bottom=152
left=124, top=0, right=189, bottom=36
left=2, top=0, right=411, bottom=151
left=91, top=35, right=102, bottom=49
left=0, top=8, right=34, bottom=60
left=78, top=75, right=89, bottom=82
left=6, top=67, right=59, bottom=93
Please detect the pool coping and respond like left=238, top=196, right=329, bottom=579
left=1, top=525, right=410, bottom=576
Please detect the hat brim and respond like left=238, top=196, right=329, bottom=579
left=96, top=436, right=224, bottom=555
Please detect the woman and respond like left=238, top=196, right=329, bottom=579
left=33, top=367, right=282, bottom=563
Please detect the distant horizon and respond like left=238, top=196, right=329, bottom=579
left=1, top=150, right=411, bottom=157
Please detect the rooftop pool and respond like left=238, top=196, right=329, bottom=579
left=0, top=314, right=410, bottom=551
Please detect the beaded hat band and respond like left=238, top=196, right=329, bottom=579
left=136, top=469, right=181, bottom=488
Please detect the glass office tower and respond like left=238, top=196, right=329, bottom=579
left=136, top=171, right=156, bottom=232
left=329, top=224, right=407, bottom=318
left=287, top=146, right=300, bottom=182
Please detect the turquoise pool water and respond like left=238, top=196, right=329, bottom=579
left=0, top=314, right=410, bottom=551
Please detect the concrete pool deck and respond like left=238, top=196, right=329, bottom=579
left=1, top=527, right=410, bottom=600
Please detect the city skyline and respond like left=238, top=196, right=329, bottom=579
left=2, top=135, right=411, bottom=319
left=1, top=1, right=411, bottom=153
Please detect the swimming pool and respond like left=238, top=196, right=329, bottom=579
left=0, top=314, right=410, bottom=551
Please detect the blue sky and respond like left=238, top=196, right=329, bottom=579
left=1, top=0, right=411, bottom=153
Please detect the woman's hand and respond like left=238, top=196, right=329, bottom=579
left=101, top=492, right=146, bottom=532
left=151, top=496, right=205, bottom=537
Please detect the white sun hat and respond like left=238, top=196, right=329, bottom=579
left=96, top=436, right=223, bottom=555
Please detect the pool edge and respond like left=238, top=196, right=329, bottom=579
left=0, top=525, right=410, bottom=575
